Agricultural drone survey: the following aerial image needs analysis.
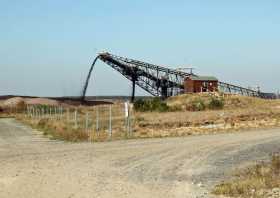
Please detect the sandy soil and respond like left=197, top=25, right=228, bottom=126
left=1, top=118, right=280, bottom=198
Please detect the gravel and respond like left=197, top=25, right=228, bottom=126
left=0, top=118, right=280, bottom=198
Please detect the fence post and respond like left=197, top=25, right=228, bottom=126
left=108, top=105, right=112, bottom=139
left=54, top=106, right=57, bottom=120
left=127, top=112, right=130, bottom=136
left=25, top=105, right=27, bottom=117
left=59, top=106, right=62, bottom=119
left=41, top=108, right=44, bottom=119
left=27, top=105, right=31, bottom=118
left=31, top=106, right=34, bottom=118
left=26, top=105, right=29, bottom=117
left=74, top=109, right=78, bottom=128
left=35, top=106, right=38, bottom=119
left=127, top=103, right=132, bottom=136
left=96, top=106, right=99, bottom=134
left=66, top=108, right=70, bottom=122
left=34, top=106, right=37, bottom=119
left=38, top=107, right=41, bottom=119
left=124, top=102, right=130, bottom=136
left=49, top=106, right=52, bottom=120
left=61, top=106, right=64, bottom=119
left=57, top=106, right=59, bottom=120
left=85, top=112, right=89, bottom=134
left=34, top=106, right=36, bottom=119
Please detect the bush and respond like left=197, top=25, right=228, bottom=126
left=187, top=98, right=206, bottom=111
left=134, top=98, right=169, bottom=112
left=168, top=105, right=182, bottom=112
left=213, top=153, right=280, bottom=197
left=133, top=99, right=145, bottom=111
left=208, top=97, right=224, bottom=110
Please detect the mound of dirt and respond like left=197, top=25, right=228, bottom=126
left=166, top=92, right=279, bottom=111
left=167, top=93, right=216, bottom=109
left=2, top=97, right=26, bottom=109
left=0, top=97, right=62, bottom=111
left=25, top=98, right=60, bottom=106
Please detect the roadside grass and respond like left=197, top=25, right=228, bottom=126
left=6, top=93, right=280, bottom=141
left=134, top=93, right=280, bottom=136
left=133, top=93, right=226, bottom=112
left=212, top=153, right=280, bottom=198
left=0, top=114, right=15, bottom=118
left=19, top=117, right=89, bottom=142
left=134, top=97, right=169, bottom=112
left=134, top=107, right=280, bottom=130
left=166, top=92, right=279, bottom=111
left=16, top=104, right=131, bottom=142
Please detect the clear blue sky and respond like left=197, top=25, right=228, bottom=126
left=1, top=0, right=279, bottom=96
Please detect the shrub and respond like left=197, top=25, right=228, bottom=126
left=271, top=153, right=280, bottom=175
left=213, top=153, right=280, bottom=197
left=208, top=97, right=224, bottom=110
left=168, top=105, right=182, bottom=112
left=187, top=98, right=206, bottom=111
left=37, top=119, right=48, bottom=128
left=150, top=98, right=169, bottom=112
left=133, top=99, right=145, bottom=111
left=134, top=98, right=169, bottom=112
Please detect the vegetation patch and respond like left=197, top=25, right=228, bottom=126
left=208, top=97, right=224, bottom=110
left=213, top=153, right=280, bottom=198
left=21, top=118, right=89, bottom=142
left=186, top=98, right=206, bottom=111
left=134, top=98, right=169, bottom=112
left=134, top=94, right=225, bottom=112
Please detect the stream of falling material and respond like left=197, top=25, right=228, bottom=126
left=81, top=55, right=100, bottom=102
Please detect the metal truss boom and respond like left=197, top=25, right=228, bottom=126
left=81, top=52, right=277, bottom=101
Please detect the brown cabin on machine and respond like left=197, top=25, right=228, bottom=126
left=184, top=76, right=218, bottom=93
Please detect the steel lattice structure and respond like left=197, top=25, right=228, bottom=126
left=98, top=52, right=192, bottom=97
left=81, top=52, right=277, bottom=101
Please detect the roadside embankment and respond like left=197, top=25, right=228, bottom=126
left=2, top=93, right=280, bottom=142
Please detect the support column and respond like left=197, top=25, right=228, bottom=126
left=131, top=77, right=136, bottom=103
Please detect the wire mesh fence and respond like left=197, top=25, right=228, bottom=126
left=22, top=103, right=134, bottom=141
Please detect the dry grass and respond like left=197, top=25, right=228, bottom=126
left=213, top=153, right=280, bottom=198
left=133, top=93, right=280, bottom=136
left=4, top=93, right=280, bottom=141
left=21, top=118, right=89, bottom=142
left=17, top=104, right=133, bottom=142
left=167, top=92, right=280, bottom=111
left=135, top=107, right=280, bottom=128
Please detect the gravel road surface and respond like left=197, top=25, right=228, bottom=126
left=1, top=118, right=280, bottom=198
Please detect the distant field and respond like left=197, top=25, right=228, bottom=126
left=3, top=92, right=278, bottom=142
left=0, top=95, right=152, bottom=105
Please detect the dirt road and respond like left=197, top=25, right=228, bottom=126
left=1, top=118, right=280, bottom=198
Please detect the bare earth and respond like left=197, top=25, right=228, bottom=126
left=1, top=119, right=280, bottom=198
